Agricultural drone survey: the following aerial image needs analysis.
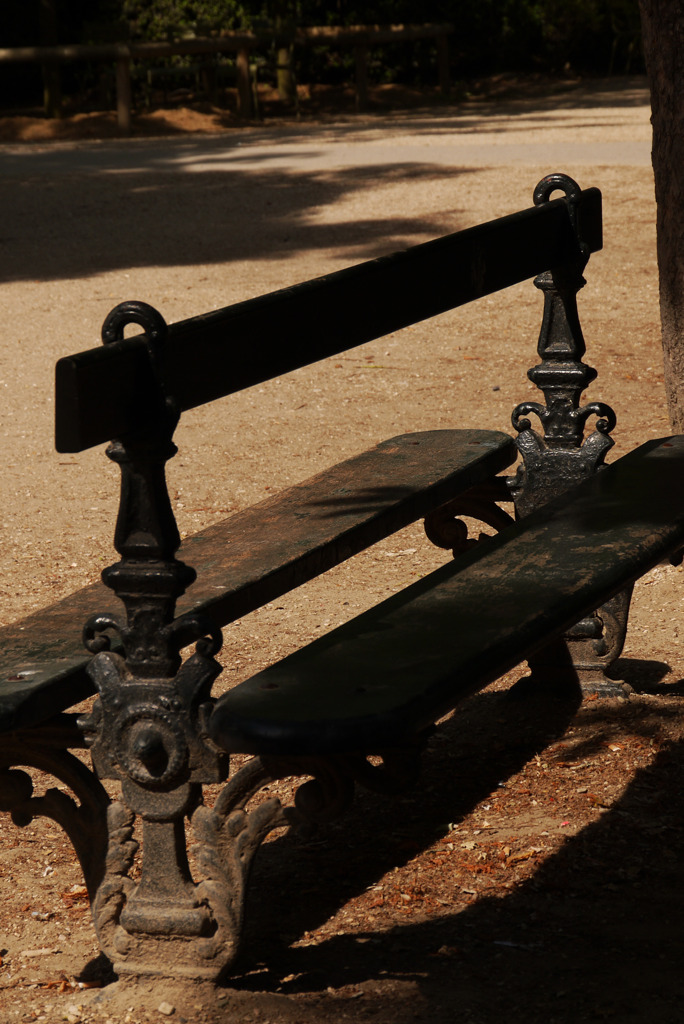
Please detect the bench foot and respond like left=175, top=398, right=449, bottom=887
left=89, top=761, right=290, bottom=981
left=512, top=587, right=634, bottom=701
left=573, top=673, right=632, bottom=699
left=88, top=745, right=421, bottom=981
left=534, top=587, right=633, bottom=698
left=511, top=665, right=632, bottom=701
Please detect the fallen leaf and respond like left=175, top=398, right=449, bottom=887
left=506, top=848, right=539, bottom=866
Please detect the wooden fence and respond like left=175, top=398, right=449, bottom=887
left=0, top=24, right=452, bottom=134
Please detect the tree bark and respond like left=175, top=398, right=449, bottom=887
left=639, top=1, right=684, bottom=429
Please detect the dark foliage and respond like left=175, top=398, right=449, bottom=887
left=1, top=1, right=643, bottom=113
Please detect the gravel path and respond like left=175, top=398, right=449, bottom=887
left=5, top=76, right=683, bottom=1024
left=0, top=76, right=655, bottom=624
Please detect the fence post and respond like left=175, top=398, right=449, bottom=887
left=116, top=53, right=132, bottom=135
left=236, top=46, right=253, bottom=118
left=355, top=44, right=368, bottom=111
left=41, top=60, right=62, bottom=118
left=200, top=54, right=218, bottom=105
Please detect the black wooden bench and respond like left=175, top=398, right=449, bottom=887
left=2, top=172, right=683, bottom=984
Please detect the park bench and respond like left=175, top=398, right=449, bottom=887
left=2, top=171, right=684, bottom=983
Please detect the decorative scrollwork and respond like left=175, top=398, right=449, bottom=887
left=511, top=399, right=616, bottom=439
left=425, top=481, right=514, bottom=556
left=114, top=703, right=187, bottom=788
left=163, top=612, right=223, bottom=660
left=510, top=400, right=545, bottom=436
left=580, top=402, right=618, bottom=436
left=0, top=718, right=110, bottom=897
left=188, top=748, right=422, bottom=973
left=83, top=612, right=124, bottom=654
left=91, top=801, right=138, bottom=954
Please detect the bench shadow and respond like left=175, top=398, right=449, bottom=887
left=221, top=681, right=684, bottom=1022
left=610, top=656, right=684, bottom=695
left=232, top=683, right=582, bottom=973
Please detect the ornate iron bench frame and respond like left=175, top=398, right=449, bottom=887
left=2, top=172, right=673, bottom=983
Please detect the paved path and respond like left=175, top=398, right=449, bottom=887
left=0, top=134, right=652, bottom=178
left=0, top=84, right=652, bottom=178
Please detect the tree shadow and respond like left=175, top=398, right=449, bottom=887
left=0, top=155, right=476, bottom=285
left=222, top=682, right=684, bottom=1023
left=0, top=74, right=648, bottom=288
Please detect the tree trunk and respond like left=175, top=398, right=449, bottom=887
left=639, top=1, right=684, bottom=429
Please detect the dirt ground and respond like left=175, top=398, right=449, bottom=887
left=2, top=78, right=684, bottom=1023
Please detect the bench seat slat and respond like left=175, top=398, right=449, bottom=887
left=209, top=436, right=684, bottom=757
left=0, top=428, right=515, bottom=731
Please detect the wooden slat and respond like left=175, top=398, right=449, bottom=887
left=0, top=429, right=515, bottom=731
left=209, top=435, right=684, bottom=757
left=55, top=190, right=602, bottom=453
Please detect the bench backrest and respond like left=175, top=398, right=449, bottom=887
left=46, top=172, right=607, bottom=691
left=55, top=180, right=601, bottom=453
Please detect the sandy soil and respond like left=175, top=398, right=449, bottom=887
left=2, top=78, right=684, bottom=1023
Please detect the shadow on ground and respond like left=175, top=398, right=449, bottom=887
left=203, top=680, right=684, bottom=1023
left=0, top=159, right=475, bottom=284
left=0, top=75, right=650, bottom=286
